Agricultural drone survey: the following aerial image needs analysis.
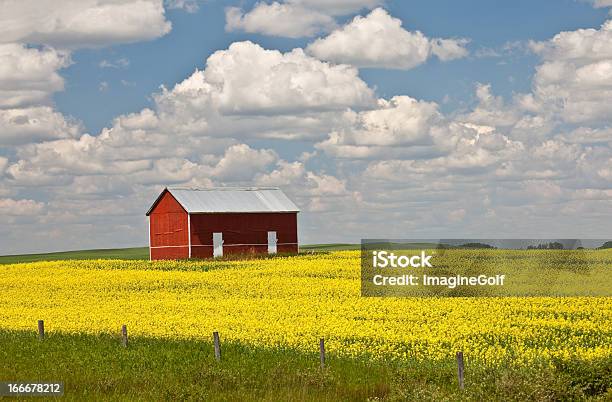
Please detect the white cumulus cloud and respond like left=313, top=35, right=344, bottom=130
left=0, top=106, right=81, bottom=146
left=170, top=41, right=376, bottom=115
left=212, top=144, right=278, bottom=181
left=225, top=0, right=383, bottom=38
left=316, top=96, right=451, bottom=159
left=431, top=38, right=470, bottom=61
left=0, top=0, right=171, bottom=49
left=0, top=44, right=70, bottom=108
left=306, top=8, right=469, bottom=69
left=225, top=2, right=336, bottom=38
left=527, top=20, right=612, bottom=123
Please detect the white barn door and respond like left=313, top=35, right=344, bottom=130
left=267, top=231, right=277, bottom=254
left=213, top=232, right=223, bottom=257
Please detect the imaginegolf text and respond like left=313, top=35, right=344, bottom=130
left=370, top=250, right=506, bottom=289
left=372, top=274, right=506, bottom=289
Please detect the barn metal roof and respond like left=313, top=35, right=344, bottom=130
left=147, top=187, right=300, bottom=215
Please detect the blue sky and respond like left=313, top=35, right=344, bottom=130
left=1, top=0, right=611, bottom=254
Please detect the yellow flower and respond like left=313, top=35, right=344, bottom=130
left=0, top=250, right=610, bottom=364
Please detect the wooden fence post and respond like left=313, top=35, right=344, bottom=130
left=456, top=351, right=465, bottom=389
left=319, top=338, right=325, bottom=369
left=37, top=320, right=44, bottom=340
left=213, top=331, right=221, bottom=361
left=121, top=324, right=128, bottom=347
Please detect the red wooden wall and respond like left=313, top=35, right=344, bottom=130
left=149, top=191, right=189, bottom=260
left=190, top=212, right=298, bottom=258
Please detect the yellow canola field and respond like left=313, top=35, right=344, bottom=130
left=0, top=251, right=610, bottom=364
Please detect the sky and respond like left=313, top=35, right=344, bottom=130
left=0, top=0, right=611, bottom=254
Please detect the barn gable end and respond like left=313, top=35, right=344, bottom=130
left=148, top=190, right=189, bottom=260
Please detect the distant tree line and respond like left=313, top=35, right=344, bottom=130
left=527, top=242, right=564, bottom=250
left=440, top=241, right=612, bottom=250
left=459, top=243, right=496, bottom=249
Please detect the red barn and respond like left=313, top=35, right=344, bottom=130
left=146, top=187, right=299, bottom=260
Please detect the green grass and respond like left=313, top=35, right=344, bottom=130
left=0, top=247, right=150, bottom=264
left=0, top=244, right=361, bottom=264
left=0, top=330, right=609, bottom=401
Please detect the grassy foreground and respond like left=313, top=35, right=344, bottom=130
left=1, top=330, right=609, bottom=401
